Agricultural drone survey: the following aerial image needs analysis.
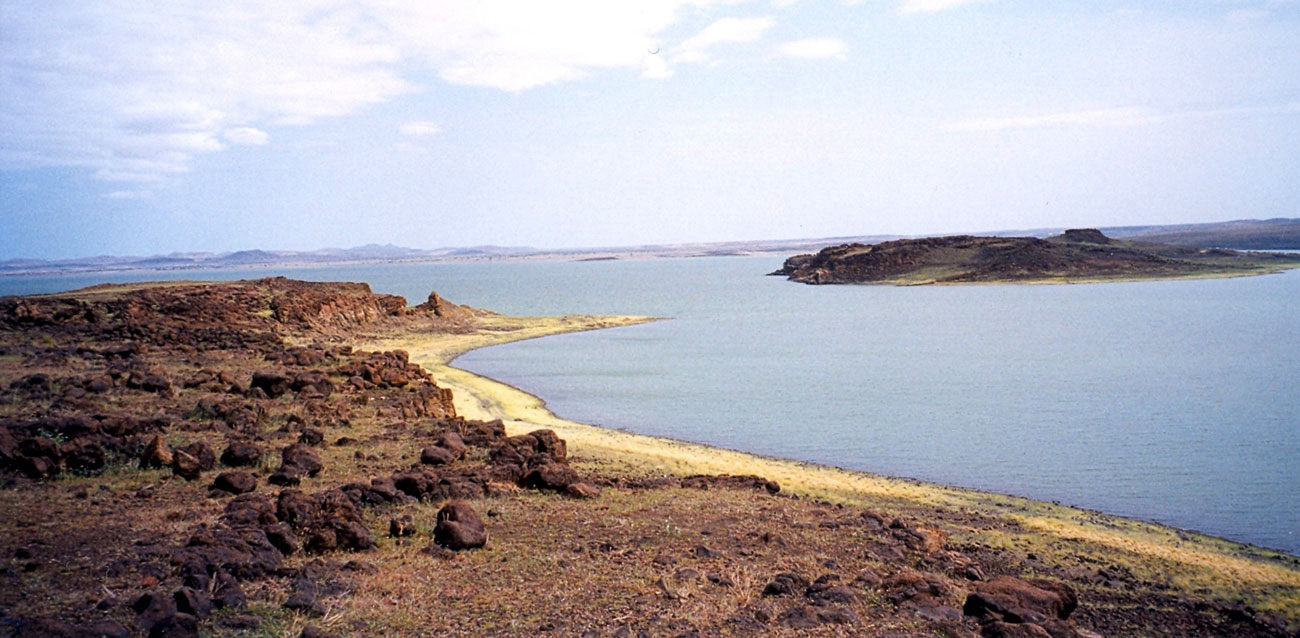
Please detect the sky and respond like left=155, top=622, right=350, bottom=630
left=1, top=1, right=1299, bottom=260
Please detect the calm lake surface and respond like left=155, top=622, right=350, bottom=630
left=4, top=257, right=1298, bottom=554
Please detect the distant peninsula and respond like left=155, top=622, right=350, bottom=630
left=771, top=228, right=1300, bottom=285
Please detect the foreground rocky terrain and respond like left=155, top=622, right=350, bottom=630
left=771, top=229, right=1300, bottom=285
left=0, top=278, right=1296, bottom=637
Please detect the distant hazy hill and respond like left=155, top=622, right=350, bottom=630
left=3, top=218, right=1296, bottom=277
left=1103, top=218, right=1300, bottom=250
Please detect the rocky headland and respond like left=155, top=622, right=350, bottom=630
left=771, top=229, right=1300, bottom=285
left=0, top=278, right=1297, bottom=637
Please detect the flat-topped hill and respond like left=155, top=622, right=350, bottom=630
left=771, top=229, right=1300, bottom=285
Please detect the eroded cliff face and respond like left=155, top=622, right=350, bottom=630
left=265, top=278, right=408, bottom=333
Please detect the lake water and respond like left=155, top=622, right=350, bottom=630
left=4, top=257, right=1298, bottom=555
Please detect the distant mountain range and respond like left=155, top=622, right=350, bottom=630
left=2, top=219, right=1296, bottom=277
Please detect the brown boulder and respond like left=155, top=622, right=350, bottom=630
left=459, top=419, right=506, bottom=446
left=249, top=372, right=291, bottom=398
left=528, top=429, right=567, bottom=463
left=762, top=572, right=809, bottom=597
left=171, top=450, right=203, bottom=481
left=522, top=461, right=579, bottom=491
left=565, top=482, right=601, bottom=499
left=895, top=526, right=947, bottom=556
left=434, top=431, right=466, bottom=458
left=420, top=445, right=456, bottom=466
left=279, top=443, right=323, bottom=477
left=176, top=441, right=215, bottom=471
left=211, top=471, right=257, bottom=495
left=389, top=514, right=416, bottom=537
left=433, top=499, right=486, bottom=550
left=140, top=435, right=173, bottom=468
left=964, top=576, right=1077, bottom=624
left=220, top=442, right=262, bottom=467
left=60, top=439, right=106, bottom=474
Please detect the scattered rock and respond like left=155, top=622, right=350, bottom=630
left=284, top=579, right=325, bottom=617
left=211, top=471, right=257, bottom=495
left=964, top=575, right=1077, bottom=624
left=139, top=435, right=172, bottom=469
left=170, top=450, right=202, bottom=481
left=250, top=372, right=291, bottom=398
left=390, top=514, right=416, bottom=537
left=433, top=499, right=486, bottom=550
left=762, top=572, right=809, bottom=597
left=172, top=587, right=211, bottom=617
left=146, top=613, right=198, bottom=638
left=219, top=441, right=262, bottom=467
left=279, top=443, right=323, bottom=477
left=565, top=482, right=601, bottom=499
left=420, top=445, right=456, bottom=466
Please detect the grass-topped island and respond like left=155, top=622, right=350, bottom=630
left=771, top=229, right=1300, bottom=285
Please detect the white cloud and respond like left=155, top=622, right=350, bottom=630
left=224, top=127, right=270, bottom=145
left=398, top=121, right=442, bottom=137
left=676, top=17, right=776, bottom=63
left=0, top=1, right=714, bottom=186
left=103, top=189, right=153, bottom=200
left=778, top=37, right=848, bottom=60
left=899, top=0, right=995, bottom=15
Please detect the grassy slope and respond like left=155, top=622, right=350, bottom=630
left=367, top=320, right=1300, bottom=622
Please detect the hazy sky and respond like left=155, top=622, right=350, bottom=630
left=2, top=1, right=1298, bottom=260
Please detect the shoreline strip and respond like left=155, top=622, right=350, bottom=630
left=368, top=313, right=1300, bottom=614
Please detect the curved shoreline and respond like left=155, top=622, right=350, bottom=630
left=368, top=314, right=1300, bottom=618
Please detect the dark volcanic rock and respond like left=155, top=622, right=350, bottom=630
left=279, top=443, right=323, bottom=477
left=250, top=371, right=291, bottom=398
left=172, top=587, right=211, bottom=617
left=390, top=514, right=416, bottom=537
left=212, top=571, right=247, bottom=610
left=435, top=430, right=466, bottom=458
left=420, top=445, right=456, bottom=466
left=433, top=499, right=486, bottom=550
left=220, top=441, right=262, bottom=467
left=174, top=525, right=283, bottom=581
left=170, top=450, right=203, bottom=481
left=131, top=591, right=177, bottom=632
left=284, top=579, right=325, bottom=617
left=762, top=572, right=809, bottom=597
left=523, top=461, right=579, bottom=491
left=146, top=614, right=198, bottom=638
left=964, top=575, right=1077, bottom=623
left=211, top=471, right=257, bottom=495
left=276, top=488, right=375, bottom=553
left=171, top=441, right=214, bottom=480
